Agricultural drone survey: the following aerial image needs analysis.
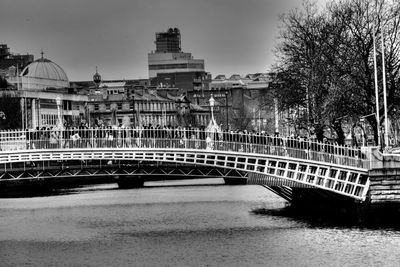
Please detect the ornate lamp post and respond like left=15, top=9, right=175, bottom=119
left=225, top=91, right=229, bottom=131
left=205, top=94, right=222, bottom=150
left=56, top=96, right=62, bottom=128
left=56, top=96, right=63, bottom=147
left=209, top=94, right=215, bottom=122
left=132, top=86, right=136, bottom=127
left=93, top=67, right=101, bottom=127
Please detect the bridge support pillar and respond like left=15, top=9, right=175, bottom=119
left=364, top=150, right=400, bottom=221
left=364, top=168, right=400, bottom=222
left=368, top=168, right=400, bottom=204
left=116, top=176, right=145, bottom=189
left=223, top=177, right=247, bottom=185
left=290, top=188, right=360, bottom=215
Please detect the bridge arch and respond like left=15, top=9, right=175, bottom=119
left=0, top=147, right=369, bottom=200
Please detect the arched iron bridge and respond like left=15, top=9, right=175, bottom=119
left=0, top=128, right=370, bottom=201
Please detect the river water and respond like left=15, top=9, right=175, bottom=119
left=1, top=179, right=400, bottom=266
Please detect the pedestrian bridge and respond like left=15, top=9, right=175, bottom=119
left=0, top=128, right=371, bottom=201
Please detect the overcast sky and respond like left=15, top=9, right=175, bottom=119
left=0, top=0, right=327, bottom=81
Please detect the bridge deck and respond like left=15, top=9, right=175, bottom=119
left=0, top=128, right=369, bottom=168
left=0, top=128, right=370, bottom=200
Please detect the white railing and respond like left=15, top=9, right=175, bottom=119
left=0, top=128, right=369, bottom=169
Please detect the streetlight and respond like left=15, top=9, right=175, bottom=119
left=225, top=90, right=229, bottom=131
left=56, top=96, right=63, bottom=148
left=206, top=93, right=220, bottom=150
left=56, top=96, right=62, bottom=128
left=209, top=93, right=215, bottom=122
left=131, top=87, right=136, bottom=127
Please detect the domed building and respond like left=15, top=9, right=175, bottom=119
left=20, top=56, right=69, bottom=90
left=0, top=53, right=89, bottom=130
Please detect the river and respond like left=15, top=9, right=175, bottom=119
left=1, top=179, right=400, bottom=266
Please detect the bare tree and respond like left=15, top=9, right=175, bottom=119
left=274, top=0, right=400, bottom=145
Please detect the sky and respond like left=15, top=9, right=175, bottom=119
left=0, top=0, right=328, bottom=81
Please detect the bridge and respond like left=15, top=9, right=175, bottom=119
left=0, top=127, right=381, bottom=206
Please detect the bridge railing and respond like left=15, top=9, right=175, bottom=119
left=0, top=128, right=369, bottom=169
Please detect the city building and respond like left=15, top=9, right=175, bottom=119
left=148, top=28, right=209, bottom=94
left=86, top=80, right=179, bottom=127
left=85, top=81, right=209, bottom=128
left=156, top=71, right=211, bottom=96
left=73, top=69, right=210, bottom=128
left=2, top=53, right=88, bottom=129
left=148, top=28, right=205, bottom=78
left=18, top=53, right=70, bottom=90
left=145, top=29, right=279, bottom=132
left=0, top=40, right=211, bottom=130
left=0, top=44, right=34, bottom=79
left=187, top=73, right=278, bottom=133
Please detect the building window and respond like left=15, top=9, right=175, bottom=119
left=94, top=104, right=99, bottom=111
left=149, top=63, right=198, bottom=70
left=117, top=103, right=122, bottom=110
left=106, top=104, right=110, bottom=111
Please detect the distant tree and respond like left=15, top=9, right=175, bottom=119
left=268, top=69, right=309, bottom=136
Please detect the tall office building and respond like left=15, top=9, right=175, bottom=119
left=148, top=28, right=205, bottom=80
left=155, top=28, right=181, bottom=53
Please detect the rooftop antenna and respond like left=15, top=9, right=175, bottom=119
left=40, top=49, right=44, bottom=59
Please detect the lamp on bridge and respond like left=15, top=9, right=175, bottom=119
left=209, top=94, right=215, bottom=122
left=56, top=96, right=63, bottom=129
left=206, top=94, right=222, bottom=148
left=225, top=90, right=229, bottom=131
left=56, top=96, right=64, bottom=147
left=130, top=86, right=139, bottom=128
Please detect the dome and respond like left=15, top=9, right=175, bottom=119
left=93, top=67, right=102, bottom=86
left=20, top=57, right=69, bottom=90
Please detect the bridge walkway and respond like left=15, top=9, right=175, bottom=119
left=0, top=128, right=371, bottom=200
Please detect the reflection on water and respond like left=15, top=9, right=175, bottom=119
left=1, top=180, right=400, bottom=266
